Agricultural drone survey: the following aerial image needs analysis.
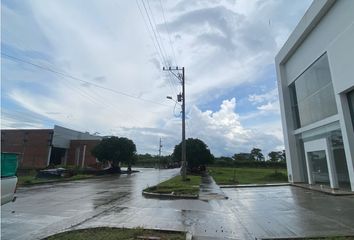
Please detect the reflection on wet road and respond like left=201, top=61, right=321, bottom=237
left=1, top=168, right=354, bottom=240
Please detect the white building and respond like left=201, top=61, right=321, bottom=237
left=276, top=0, right=354, bottom=191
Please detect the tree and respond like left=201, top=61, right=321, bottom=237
left=172, top=138, right=214, bottom=171
left=91, top=136, right=137, bottom=173
left=250, top=148, right=264, bottom=161
left=268, top=151, right=281, bottom=162
left=279, top=150, right=286, bottom=163
left=233, top=153, right=252, bottom=161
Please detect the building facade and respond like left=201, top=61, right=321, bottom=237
left=1, top=125, right=101, bottom=169
left=276, top=0, right=354, bottom=191
left=1, top=129, right=53, bottom=169
left=67, top=139, right=101, bottom=168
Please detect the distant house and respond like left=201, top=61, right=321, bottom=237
left=276, top=0, right=354, bottom=191
left=1, top=125, right=102, bottom=169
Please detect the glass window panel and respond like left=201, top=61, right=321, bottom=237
left=289, top=84, right=300, bottom=128
left=308, top=150, right=330, bottom=186
left=347, top=90, right=354, bottom=130
left=290, top=54, right=337, bottom=128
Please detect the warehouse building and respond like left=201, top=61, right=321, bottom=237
left=1, top=125, right=101, bottom=169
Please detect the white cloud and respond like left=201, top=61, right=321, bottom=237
left=247, top=86, right=281, bottom=116
left=184, top=98, right=282, bottom=156
left=1, top=0, right=312, bottom=156
left=248, top=87, right=278, bottom=104
left=257, top=101, right=280, bottom=113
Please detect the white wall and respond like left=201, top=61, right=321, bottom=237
left=276, top=0, right=354, bottom=187
left=328, top=22, right=354, bottom=94
left=52, top=125, right=101, bottom=149
left=284, top=0, right=354, bottom=85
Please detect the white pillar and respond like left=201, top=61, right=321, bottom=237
left=75, top=147, right=80, bottom=166
left=305, top=152, right=314, bottom=185
left=276, top=65, right=303, bottom=183
left=326, top=138, right=339, bottom=189
left=81, top=145, right=87, bottom=168
left=47, top=146, right=52, bottom=166
left=335, top=94, right=354, bottom=191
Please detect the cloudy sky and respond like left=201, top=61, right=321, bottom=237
left=1, top=0, right=312, bottom=156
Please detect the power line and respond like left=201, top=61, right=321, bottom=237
left=142, top=0, right=178, bottom=93
left=58, top=77, right=141, bottom=124
left=159, top=0, right=178, bottom=66
left=136, top=0, right=178, bottom=96
left=146, top=0, right=169, bottom=65
left=1, top=52, right=169, bottom=107
left=135, top=0, right=165, bottom=67
left=140, top=0, right=179, bottom=94
left=140, top=0, right=168, bottom=66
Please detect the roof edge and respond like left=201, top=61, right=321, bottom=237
left=275, top=0, right=336, bottom=65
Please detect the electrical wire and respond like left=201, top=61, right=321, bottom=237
left=142, top=0, right=180, bottom=94
left=158, top=0, right=178, bottom=66
left=135, top=0, right=165, bottom=67
left=146, top=0, right=170, bottom=67
left=173, top=101, right=182, bottom=118
left=1, top=52, right=169, bottom=107
left=140, top=0, right=168, bottom=66
left=136, top=0, right=178, bottom=96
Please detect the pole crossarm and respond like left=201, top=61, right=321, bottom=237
left=162, top=67, right=182, bottom=83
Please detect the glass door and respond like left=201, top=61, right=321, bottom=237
left=307, top=150, right=330, bottom=186
left=304, top=138, right=338, bottom=188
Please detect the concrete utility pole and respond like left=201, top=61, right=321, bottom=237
left=158, top=138, right=162, bottom=157
left=163, top=66, right=187, bottom=181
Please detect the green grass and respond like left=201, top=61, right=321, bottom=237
left=18, top=174, right=95, bottom=186
left=208, top=167, right=288, bottom=185
left=318, top=237, right=354, bottom=240
left=44, top=227, right=185, bottom=240
left=295, top=237, right=354, bottom=240
left=312, top=237, right=354, bottom=240
left=144, top=175, right=201, bottom=195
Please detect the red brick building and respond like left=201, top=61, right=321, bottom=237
left=1, top=125, right=102, bottom=170
left=67, top=140, right=101, bottom=168
left=1, top=129, right=52, bottom=169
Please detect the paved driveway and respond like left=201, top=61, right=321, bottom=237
left=1, top=169, right=354, bottom=240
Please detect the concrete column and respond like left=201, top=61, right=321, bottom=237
left=335, top=94, right=354, bottom=191
left=75, top=147, right=80, bottom=166
left=277, top=65, right=303, bottom=183
left=47, top=146, right=52, bottom=166
left=81, top=145, right=87, bottom=168
left=305, top=152, right=314, bottom=185
left=325, top=138, right=339, bottom=189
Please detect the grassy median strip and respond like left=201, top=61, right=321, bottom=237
left=18, top=174, right=95, bottom=186
left=208, top=167, right=288, bottom=185
left=44, top=227, right=185, bottom=240
left=144, top=175, right=201, bottom=196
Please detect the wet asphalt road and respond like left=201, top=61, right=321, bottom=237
left=1, top=168, right=354, bottom=240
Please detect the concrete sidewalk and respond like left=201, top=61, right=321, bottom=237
left=199, top=173, right=228, bottom=200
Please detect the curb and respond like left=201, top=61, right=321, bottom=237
left=219, top=183, right=290, bottom=188
left=18, top=176, right=98, bottom=187
left=18, top=172, right=139, bottom=187
left=142, top=191, right=199, bottom=199
left=291, top=184, right=354, bottom=196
